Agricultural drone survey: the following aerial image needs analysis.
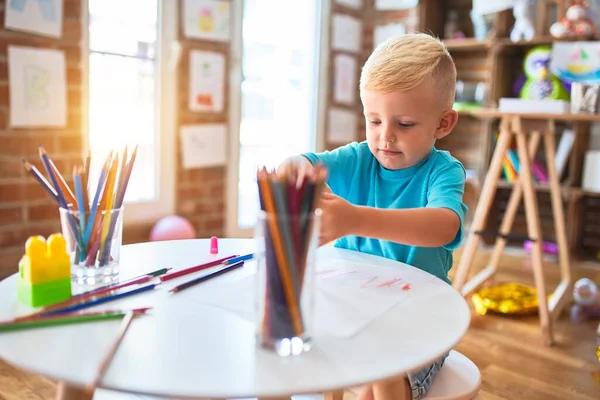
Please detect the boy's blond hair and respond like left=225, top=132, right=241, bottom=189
left=360, top=33, right=456, bottom=109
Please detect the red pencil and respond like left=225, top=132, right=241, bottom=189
left=159, top=255, right=238, bottom=282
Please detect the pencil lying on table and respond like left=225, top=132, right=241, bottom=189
left=159, top=255, right=238, bottom=282
left=169, top=261, right=246, bottom=294
left=0, top=308, right=150, bottom=333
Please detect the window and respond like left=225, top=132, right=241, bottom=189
left=85, top=0, right=175, bottom=225
left=227, top=0, right=327, bottom=236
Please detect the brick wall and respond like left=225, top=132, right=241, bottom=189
left=174, top=0, right=227, bottom=239
left=0, top=0, right=83, bottom=280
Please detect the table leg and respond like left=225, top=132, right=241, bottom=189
left=56, top=381, right=93, bottom=400
left=325, top=390, right=344, bottom=400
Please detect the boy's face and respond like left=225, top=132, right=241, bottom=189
left=361, top=80, right=458, bottom=170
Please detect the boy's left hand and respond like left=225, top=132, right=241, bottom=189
left=318, top=191, right=357, bottom=246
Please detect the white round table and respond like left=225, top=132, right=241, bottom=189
left=0, top=239, right=470, bottom=399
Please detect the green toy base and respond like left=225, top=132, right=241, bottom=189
left=17, top=278, right=72, bottom=308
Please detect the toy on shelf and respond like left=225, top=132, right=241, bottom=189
left=510, top=0, right=536, bottom=42
left=570, top=277, right=600, bottom=323
left=516, top=45, right=570, bottom=101
left=18, top=234, right=72, bottom=308
left=550, top=0, right=598, bottom=40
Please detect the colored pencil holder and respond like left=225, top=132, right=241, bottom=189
left=254, top=209, right=321, bottom=356
left=59, top=204, right=124, bottom=285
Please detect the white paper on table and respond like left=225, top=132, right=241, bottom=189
left=189, top=50, right=225, bottom=112
left=333, top=54, right=357, bottom=105
left=181, top=258, right=442, bottom=339
left=328, top=108, right=357, bottom=144
left=9, top=46, right=66, bottom=127
left=374, top=22, right=406, bottom=47
left=375, top=0, right=418, bottom=10
left=179, top=124, right=227, bottom=169
left=335, top=0, right=363, bottom=8
left=5, top=0, right=63, bottom=38
left=182, top=0, right=230, bottom=42
left=332, top=14, right=362, bottom=53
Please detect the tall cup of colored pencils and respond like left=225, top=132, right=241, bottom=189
left=254, top=165, right=326, bottom=356
left=20, top=144, right=137, bottom=286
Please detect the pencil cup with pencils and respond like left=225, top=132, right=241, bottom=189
left=59, top=204, right=124, bottom=285
left=255, top=165, right=325, bottom=356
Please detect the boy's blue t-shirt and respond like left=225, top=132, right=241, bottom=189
left=303, top=141, right=468, bottom=284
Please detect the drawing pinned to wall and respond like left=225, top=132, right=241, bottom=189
left=5, top=0, right=63, bottom=38
left=550, top=42, right=600, bottom=83
left=328, top=108, right=357, bottom=144
left=189, top=50, right=225, bottom=112
left=332, top=14, right=362, bottom=53
left=9, top=46, right=66, bottom=127
left=183, top=0, right=230, bottom=42
left=180, top=124, right=227, bottom=169
left=334, top=54, right=357, bottom=105
left=335, top=0, right=363, bottom=8
left=374, top=22, right=406, bottom=47
left=375, top=0, right=418, bottom=10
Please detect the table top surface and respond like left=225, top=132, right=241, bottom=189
left=0, top=239, right=470, bottom=398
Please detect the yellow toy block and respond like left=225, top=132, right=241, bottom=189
left=20, top=234, right=71, bottom=284
left=17, top=234, right=72, bottom=308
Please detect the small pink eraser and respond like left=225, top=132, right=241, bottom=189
left=210, top=236, right=218, bottom=254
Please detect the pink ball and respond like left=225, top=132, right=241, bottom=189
left=149, top=215, right=196, bottom=242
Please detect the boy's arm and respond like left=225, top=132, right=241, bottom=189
left=319, top=162, right=467, bottom=247
left=277, top=143, right=361, bottom=197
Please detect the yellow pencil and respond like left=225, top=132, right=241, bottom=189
left=258, top=169, right=304, bottom=336
left=99, top=157, right=119, bottom=259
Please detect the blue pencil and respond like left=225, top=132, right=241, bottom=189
left=74, top=166, right=86, bottom=261
left=223, top=253, right=254, bottom=265
left=40, top=283, right=159, bottom=317
left=39, top=146, right=84, bottom=253
left=83, top=153, right=112, bottom=247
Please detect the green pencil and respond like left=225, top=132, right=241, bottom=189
left=0, top=308, right=150, bottom=333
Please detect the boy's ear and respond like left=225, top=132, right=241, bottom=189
left=434, top=109, right=459, bottom=139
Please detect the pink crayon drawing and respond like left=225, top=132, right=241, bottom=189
left=401, top=283, right=412, bottom=291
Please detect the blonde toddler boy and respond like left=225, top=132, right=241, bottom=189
left=279, top=33, right=468, bottom=400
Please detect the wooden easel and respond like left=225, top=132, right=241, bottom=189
left=453, top=112, right=573, bottom=347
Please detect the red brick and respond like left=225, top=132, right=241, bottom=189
left=0, top=108, right=7, bottom=130
left=67, top=110, right=82, bottom=130
left=0, top=158, right=24, bottom=179
left=63, top=20, right=82, bottom=42
left=57, top=133, right=83, bottom=154
left=0, top=223, right=59, bottom=249
left=0, top=205, right=24, bottom=225
left=0, top=248, right=22, bottom=279
left=67, top=88, right=82, bottom=109
left=0, top=134, right=56, bottom=157
left=0, top=84, right=7, bottom=108
left=67, top=67, right=82, bottom=86
left=0, top=61, right=7, bottom=81
left=177, top=185, right=209, bottom=200
left=64, top=0, right=82, bottom=18
left=27, top=203, right=61, bottom=223
left=0, top=182, right=55, bottom=203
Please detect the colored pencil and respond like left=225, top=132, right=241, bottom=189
left=83, top=151, right=112, bottom=247
left=22, top=159, right=58, bottom=203
left=223, top=253, right=254, bottom=265
left=48, top=158, right=77, bottom=207
left=256, top=164, right=327, bottom=342
left=82, top=150, right=91, bottom=215
left=40, top=283, right=159, bottom=317
left=74, top=166, right=86, bottom=260
left=159, top=255, right=238, bottom=282
left=169, top=261, right=245, bottom=294
left=73, top=267, right=171, bottom=299
left=86, top=310, right=139, bottom=395
left=0, top=308, right=150, bottom=333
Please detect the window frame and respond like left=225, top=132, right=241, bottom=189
left=81, top=0, right=176, bottom=227
left=225, top=0, right=330, bottom=238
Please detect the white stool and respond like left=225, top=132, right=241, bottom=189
left=424, top=350, right=481, bottom=400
